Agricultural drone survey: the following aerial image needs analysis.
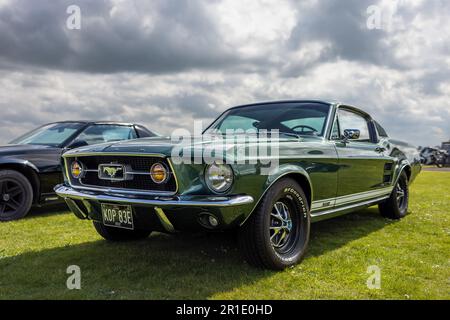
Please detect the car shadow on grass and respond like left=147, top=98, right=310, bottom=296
left=26, top=203, right=69, bottom=218
left=0, top=206, right=394, bottom=299
left=308, top=206, right=396, bottom=258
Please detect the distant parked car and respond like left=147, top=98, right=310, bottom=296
left=0, top=121, right=157, bottom=221
left=420, top=147, right=448, bottom=167
left=56, top=101, right=422, bottom=270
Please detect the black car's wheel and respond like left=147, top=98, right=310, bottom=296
left=238, top=178, right=310, bottom=270
left=93, top=221, right=152, bottom=241
left=379, top=171, right=409, bottom=219
left=0, top=170, right=33, bottom=222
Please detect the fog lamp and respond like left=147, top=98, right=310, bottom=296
left=208, top=216, right=219, bottom=227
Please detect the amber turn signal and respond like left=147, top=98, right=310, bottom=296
left=150, top=163, right=168, bottom=184
left=71, top=161, right=84, bottom=179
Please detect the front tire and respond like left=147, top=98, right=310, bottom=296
left=0, top=170, right=34, bottom=222
left=238, top=178, right=310, bottom=270
left=379, top=171, right=409, bottom=219
left=93, top=221, right=152, bottom=241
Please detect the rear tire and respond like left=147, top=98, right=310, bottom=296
left=238, top=178, right=310, bottom=270
left=0, top=170, right=33, bottom=222
left=379, top=171, right=409, bottom=219
left=93, top=221, right=152, bottom=241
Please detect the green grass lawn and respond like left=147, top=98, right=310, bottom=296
left=0, top=171, right=449, bottom=300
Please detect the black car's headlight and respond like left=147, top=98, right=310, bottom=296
left=205, top=163, right=234, bottom=193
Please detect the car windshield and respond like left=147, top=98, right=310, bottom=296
left=10, top=122, right=84, bottom=147
left=206, top=102, right=331, bottom=137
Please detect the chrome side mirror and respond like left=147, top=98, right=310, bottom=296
left=343, top=129, right=360, bottom=140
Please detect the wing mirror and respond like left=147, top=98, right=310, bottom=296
left=342, top=129, right=360, bottom=141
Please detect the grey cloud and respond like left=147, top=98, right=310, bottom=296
left=412, top=69, right=450, bottom=96
left=283, top=0, right=398, bottom=77
left=0, top=0, right=449, bottom=148
left=0, top=0, right=237, bottom=73
left=147, top=93, right=222, bottom=118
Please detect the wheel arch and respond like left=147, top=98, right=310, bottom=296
left=278, top=172, right=313, bottom=208
left=394, top=161, right=412, bottom=186
left=0, top=160, right=40, bottom=204
left=240, top=166, right=313, bottom=226
left=403, top=165, right=412, bottom=181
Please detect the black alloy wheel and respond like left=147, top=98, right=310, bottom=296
left=0, top=170, right=34, bottom=221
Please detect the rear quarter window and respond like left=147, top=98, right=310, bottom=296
left=374, top=121, right=388, bottom=137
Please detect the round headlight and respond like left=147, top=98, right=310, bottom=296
left=71, top=161, right=84, bottom=179
left=205, top=163, right=234, bottom=193
left=150, top=163, right=168, bottom=184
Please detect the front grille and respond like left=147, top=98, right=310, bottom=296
left=66, top=155, right=177, bottom=193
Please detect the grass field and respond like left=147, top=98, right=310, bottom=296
left=0, top=171, right=449, bottom=300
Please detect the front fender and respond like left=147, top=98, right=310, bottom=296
left=239, top=163, right=313, bottom=226
left=0, top=157, right=40, bottom=172
left=264, top=164, right=312, bottom=195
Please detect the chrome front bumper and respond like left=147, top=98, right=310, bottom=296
left=55, top=184, right=255, bottom=231
left=55, top=185, right=254, bottom=207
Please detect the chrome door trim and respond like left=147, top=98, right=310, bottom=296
left=311, top=195, right=390, bottom=219
left=311, top=186, right=393, bottom=212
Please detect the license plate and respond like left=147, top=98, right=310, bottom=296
left=101, top=204, right=134, bottom=230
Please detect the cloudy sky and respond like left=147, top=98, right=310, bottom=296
left=0, top=0, right=449, bottom=147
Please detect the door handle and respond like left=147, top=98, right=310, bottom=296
left=375, top=147, right=386, bottom=153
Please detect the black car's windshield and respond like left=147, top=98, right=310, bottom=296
left=10, top=122, right=85, bottom=147
left=206, top=102, right=331, bottom=137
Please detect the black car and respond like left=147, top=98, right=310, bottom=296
left=0, top=121, right=157, bottom=221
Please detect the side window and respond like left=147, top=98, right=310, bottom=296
left=217, top=115, right=258, bottom=132
left=76, top=125, right=137, bottom=145
left=338, top=109, right=371, bottom=142
left=281, top=118, right=325, bottom=135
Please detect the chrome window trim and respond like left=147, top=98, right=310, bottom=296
left=323, top=103, right=338, bottom=141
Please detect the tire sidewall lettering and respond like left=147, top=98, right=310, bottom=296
left=283, top=187, right=307, bottom=218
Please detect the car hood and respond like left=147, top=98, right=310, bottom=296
left=65, top=137, right=179, bottom=156
left=0, top=144, right=59, bottom=156
left=64, top=135, right=322, bottom=158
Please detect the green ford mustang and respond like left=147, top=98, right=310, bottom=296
left=56, top=101, right=421, bottom=270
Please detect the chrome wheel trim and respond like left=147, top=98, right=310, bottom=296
left=270, top=201, right=294, bottom=250
left=396, top=182, right=406, bottom=209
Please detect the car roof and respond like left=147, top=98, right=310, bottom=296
left=42, top=121, right=139, bottom=126
left=223, top=100, right=373, bottom=121
left=229, top=100, right=334, bottom=110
